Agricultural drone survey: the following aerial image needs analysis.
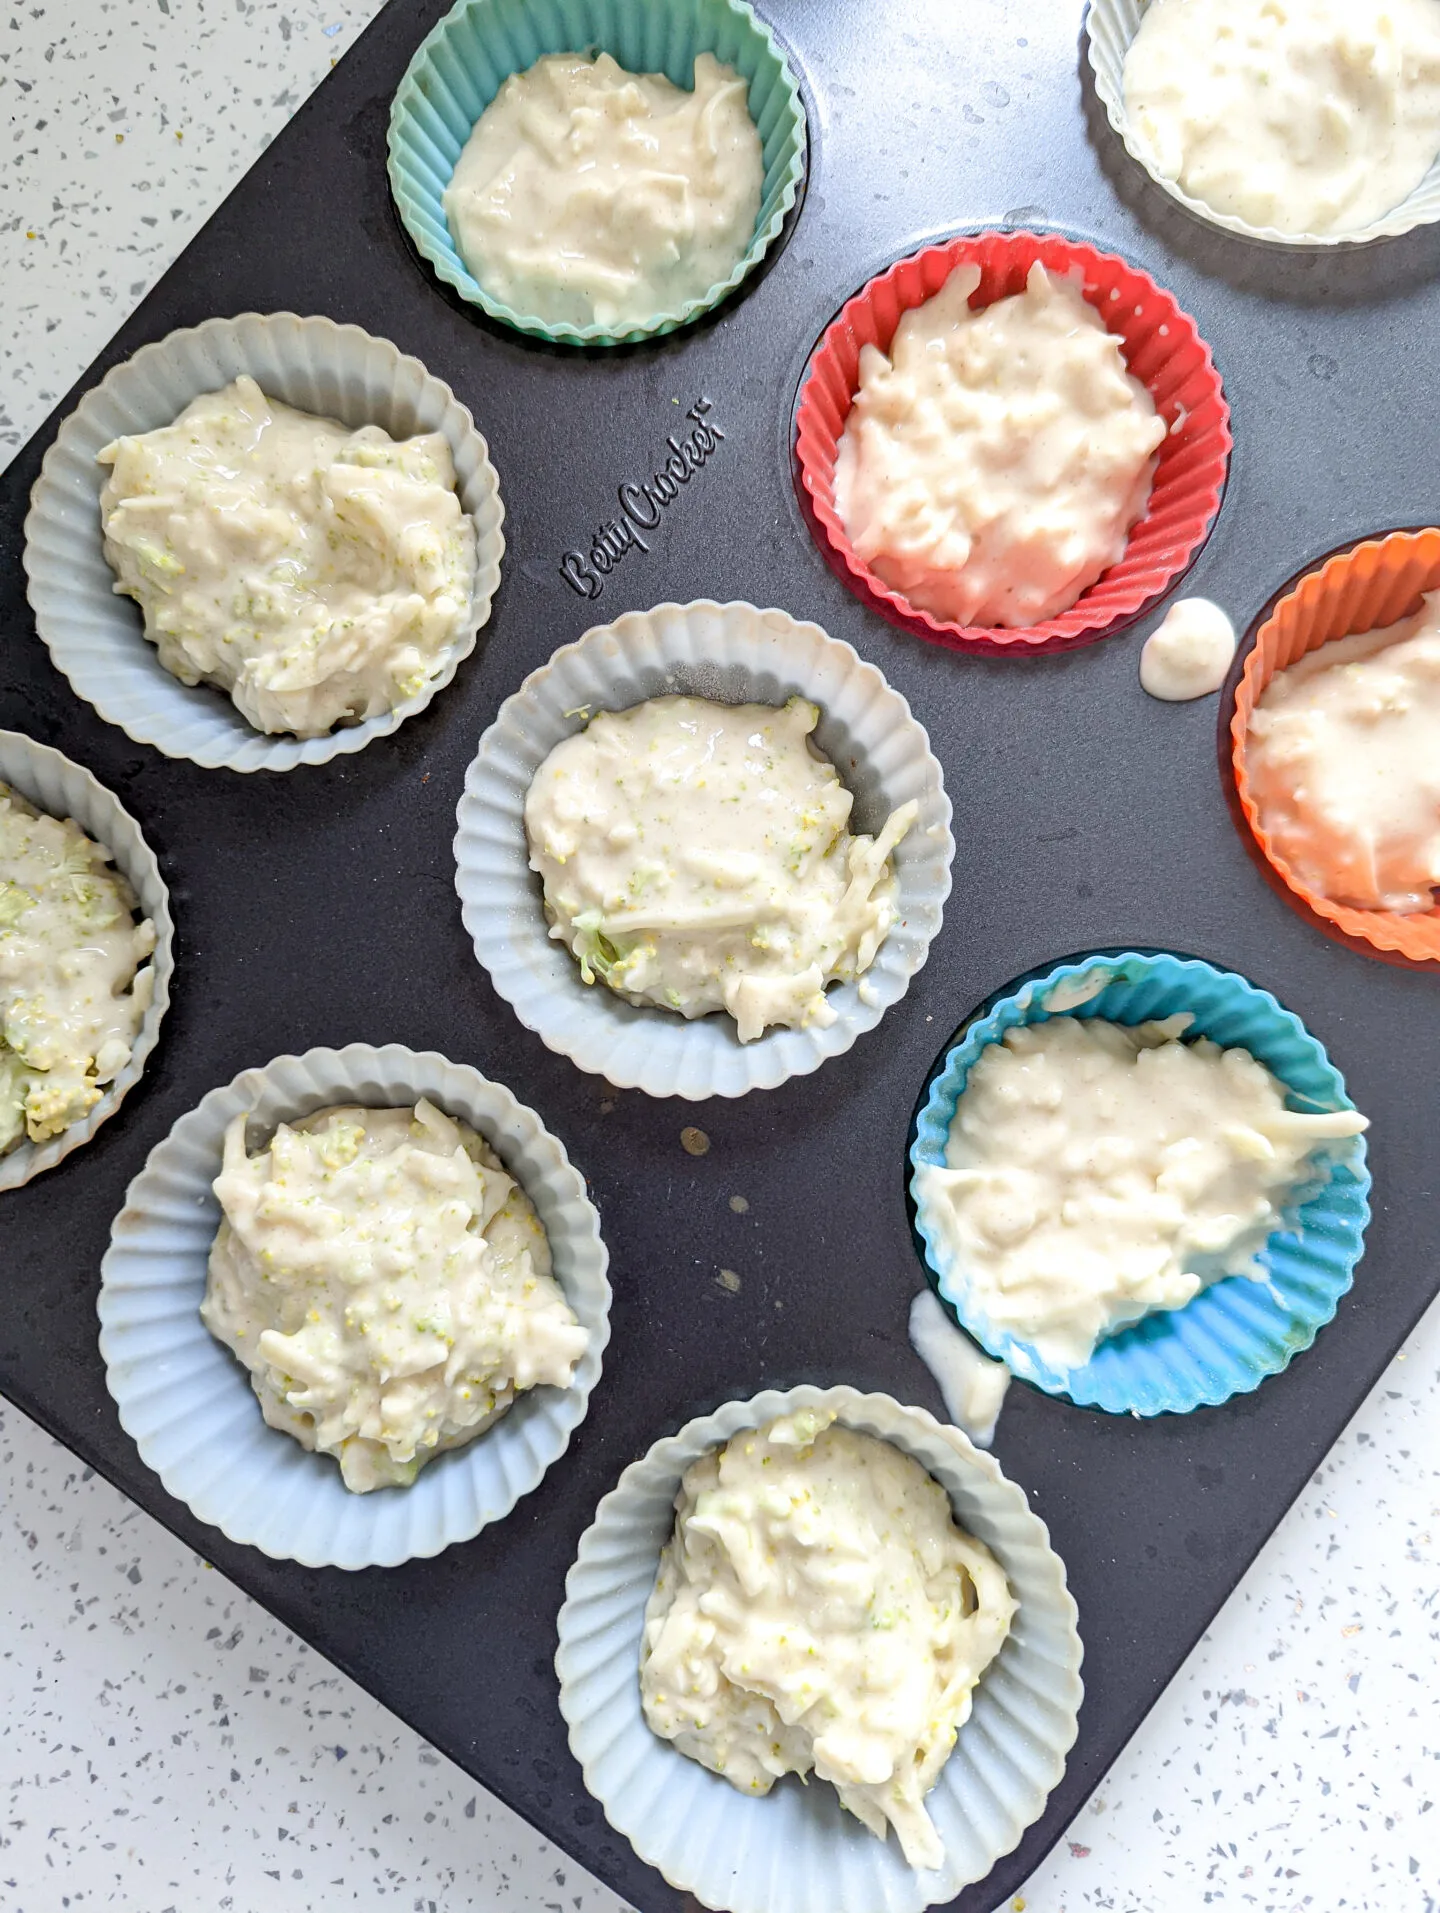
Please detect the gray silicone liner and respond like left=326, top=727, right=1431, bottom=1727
left=454, top=600, right=954, bottom=1099
left=0, top=729, right=173, bottom=1191
left=556, top=1384, right=1083, bottom=1913
left=97, top=1044, right=611, bottom=1568
left=24, top=312, right=505, bottom=772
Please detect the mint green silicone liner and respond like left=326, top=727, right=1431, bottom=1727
left=387, top=0, right=807, bottom=346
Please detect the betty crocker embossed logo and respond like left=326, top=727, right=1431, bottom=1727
left=558, top=399, right=724, bottom=598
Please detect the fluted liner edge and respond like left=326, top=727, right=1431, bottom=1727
left=0, top=729, right=174, bottom=1189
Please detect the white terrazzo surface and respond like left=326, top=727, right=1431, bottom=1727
left=2, top=4, right=1439, bottom=1911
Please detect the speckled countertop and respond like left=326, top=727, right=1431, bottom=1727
left=2, top=5, right=1439, bottom=1911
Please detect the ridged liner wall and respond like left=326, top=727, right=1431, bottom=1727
left=387, top=0, right=807, bottom=345
left=453, top=600, right=954, bottom=1099
left=24, top=313, right=505, bottom=772
left=1230, top=527, right=1440, bottom=964
left=0, top=730, right=174, bottom=1190
left=1086, top=0, right=1440, bottom=247
left=97, top=1044, right=611, bottom=1568
left=555, top=1384, right=1083, bottom=1913
left=910, top=952, right=1371, bottom=1416
left=793, top=229, right=1231, bottom=656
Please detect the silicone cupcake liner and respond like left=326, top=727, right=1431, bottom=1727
left=1230, top=527, right=1440, bottom=964
left=1086, top=0, right=1440, bottom=247
left=909, top=951, right=1370, bottom=1416
left=555, top=1384, right=1082, bottom=1913
left=387, top=0, right=806, bottom=346
left=24, top=313, right=505, bottom=773
left=97, top=1044, right=610, bottom=1568
left=793, top=229, right=1231, bottom=657
left=454, top=600, right=954, bottom=1099
left=0, top=731, right=174, bottom=1191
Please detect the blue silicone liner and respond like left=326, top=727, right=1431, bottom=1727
left=387, top=0, right=807, bottom=346
left=909, top=951, right=1372, bottom=1417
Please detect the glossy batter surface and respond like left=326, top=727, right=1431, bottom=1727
left=444, top=51, right=763, bottom=329
left=1247, top=592, right=1440, bottom=912
left=1124, top=0, right=1440, bottom=234
left=915, top=1015, right=1367, bottom=1370
left=834, top=262, right=1165, bottom=629
left=99, top=376, right=475, bottom=737
left=525, top=695, right=916, bottom=1043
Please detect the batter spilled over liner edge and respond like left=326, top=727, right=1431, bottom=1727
left=559, top=399, right=725, bottom=597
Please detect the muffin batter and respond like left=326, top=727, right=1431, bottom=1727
left=0, top=784, right=155, bottom=1153
left=1140, top=597, right=1237, bottom=700
left=444, top=51, right=763, bottom=329
left=525, top=694, right=917, bottom=1043
left=99, top=376, right=476, bottom=737
left=1123, top=0, right=1440, bottom=235
left=915, top=1014, right=1367, bottom=1370
left=202, top=1101, right=588, bottom=1492
left=834, top=261, right=1166, bottom=628
left=1246, top=591, right=1440, bottom=911
left=640, top=1409, right=1015, bottom=1870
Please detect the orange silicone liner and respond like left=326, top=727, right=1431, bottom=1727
left=1230, top=526, right=1440, bottom=965
left=792, top=228, right=1232, bottom=656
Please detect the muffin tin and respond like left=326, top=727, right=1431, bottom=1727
left=2, top=3, right=1439, bottom=1910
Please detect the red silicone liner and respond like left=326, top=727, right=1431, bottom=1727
left=793, top=229, right=1233, bottom=656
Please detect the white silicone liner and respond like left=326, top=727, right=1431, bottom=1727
left=1086, top=0, right=1440, bottom=246
left=556, top=1384, right=1083, bottom=1913
left=454, top=601, right=954, bottom=1099
left=97, top=1044, right=610, bottom=1568
left=24, top=313, right=506, bottom=772
left=0, top=729, right=173, bottom=1191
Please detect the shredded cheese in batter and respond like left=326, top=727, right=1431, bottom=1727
left=525, top=695, right=916, bottom=1043
left=834, top=261, right=1165, bottom=629
left=915, top=1014, right=1367, bottom=1371
left=1246, top=591, right=1440, bottom=912
left=0, top=784, right=154, bottom=1155
left=1123, top=0, right=1440, bottom=237
left=99, top=376, right=475, bottom=738
left=443, top=51, right=763, bottom=330
left=201, top=1101, right=588, bottom=1492
left=640, top=1410, right=1015, bottom=1871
